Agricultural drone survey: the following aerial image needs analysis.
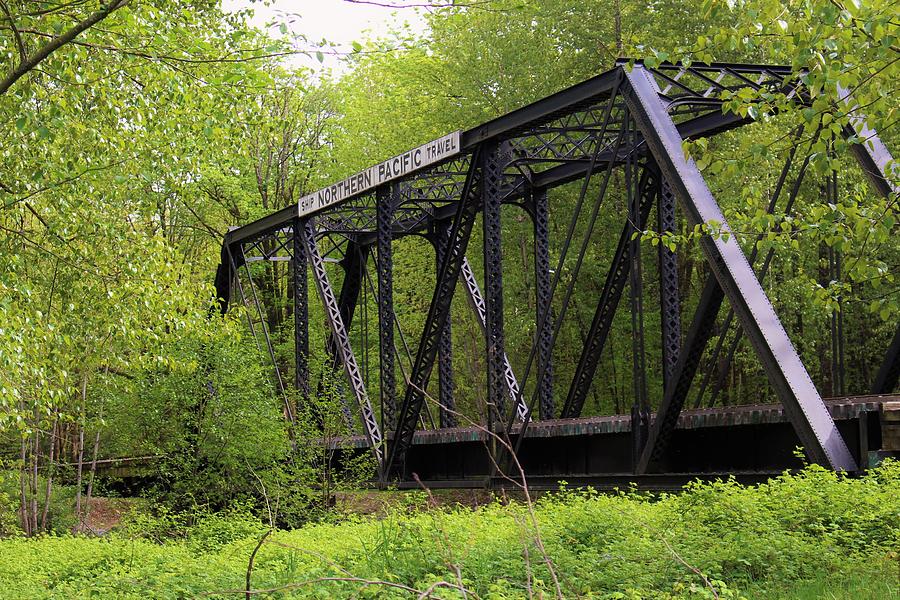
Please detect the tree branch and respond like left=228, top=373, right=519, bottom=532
left=0, top=0, right=131, bottom=95
left=0, top=0, right=27, bottom=63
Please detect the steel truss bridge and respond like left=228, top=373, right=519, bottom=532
left=215, top=61, right=900, bottom=488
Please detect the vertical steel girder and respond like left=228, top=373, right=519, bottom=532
left=626, top=124, right=649, bottom=413
left=435, top=220, right=457, bottom=428
left=482, top=142, right=508, bottom=428
left=376, top=187, right=397, bottom=432
left=641, top=273, right=725, bottom=470
left=459, top=256, right=528, bottom=421
left=657, top=180, right=681, bottom=388
left=336, top=242, right=369, bottom=338
left=292, top=220, right=309, bottom=400
left=385, top=147, right=484, bottom=480
left=532, top=187, right=555, bottom=420
left=318, top=241, right=368, bottom=428
left=561, top=166, right=657, bottom=419
left=301, top=220, right=384, bottom=473
left=624, top=64, right=856, bottom=471
left=872, top=324, right=900, bottom=394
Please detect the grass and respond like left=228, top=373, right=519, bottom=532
left=745, top=570, right=900, bottom=599
left=0, top=461, right=897, bottom=598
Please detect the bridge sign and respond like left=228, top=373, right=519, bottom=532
left=297, top=131, right=461, bottom=218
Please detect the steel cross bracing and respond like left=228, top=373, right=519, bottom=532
left=215, top=60, right=898, bottom=485
left=561, top=165, right=658, bottom=419
left=622, top=64, right=857, bottom=471
left=300, top=219, right=384, bottom=473
left=459, top=256, right=529, bottom=422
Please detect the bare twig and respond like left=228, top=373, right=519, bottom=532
left=658, top=535, right=719, bottom=600
left=405, top=381, right=564, bottom=598
left=412, top=474, right=469, bottom=598
left=245, top=529, right=272, bottom=600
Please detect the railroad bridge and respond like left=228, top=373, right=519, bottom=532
left=215, top=61, right=900, bottom=488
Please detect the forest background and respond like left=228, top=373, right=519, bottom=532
left=0, top=0, right=897, bottom=539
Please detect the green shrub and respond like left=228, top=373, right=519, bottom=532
left=0, top=461, right=897, bottom=598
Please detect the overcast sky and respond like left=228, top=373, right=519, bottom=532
left=221, top=0, right=429, bottom=73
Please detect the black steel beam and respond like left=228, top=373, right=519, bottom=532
left=639, top=273, right=724, bottom=471
left=657, top=180, right=681, bottom=388
left=624, top=64, right=856, bottom=471
left=463, top=70, right=621, bottom=147
left=872, top=324, right=900, bottom=394
left=293, top=218, right=309, bottom=399
left=434, top=219, right=457, bottom=428
left=224, top=205, right=296, bottom=247
left=376, top=186, right=398, bottom=432
left=561, top=167, right=657, bottom=418
left=384, top=147, right=484, bottom=480
left=302, top=219, right=384, bottom=474
left=532, top=188, right=555, bottom=420
left=336, top=241, right=369, bottom=333
left=482, top=142, right=509, bottom=426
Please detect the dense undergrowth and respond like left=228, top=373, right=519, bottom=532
left=0, top=462, right=898, bottom=599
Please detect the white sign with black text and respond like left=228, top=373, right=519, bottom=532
left=297, top=131, right=462, bottom=218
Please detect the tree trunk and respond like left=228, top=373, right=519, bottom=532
left=74, top=375, right=87, bottom=529
left=85, top=428, right=102, bottom=507
left=30, top=411, right=39, bottom=535
left=40, top=416, right=58, bottom=531
left=19, top=434, right=29, bottom=536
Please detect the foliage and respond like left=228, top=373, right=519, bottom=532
left=0, top=0, right=321, bottom=533
left=0, top=462, right=897, bottom=598
left=321, top=0, right=898, bottom=420
left=0, top=0, right=897, bottom=553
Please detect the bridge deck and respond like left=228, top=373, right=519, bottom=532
left=330, top=394, right=898, bottom=488
left=335, top=394, right=893, bottom=448
left=82, top=395, right=898, bottom=490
